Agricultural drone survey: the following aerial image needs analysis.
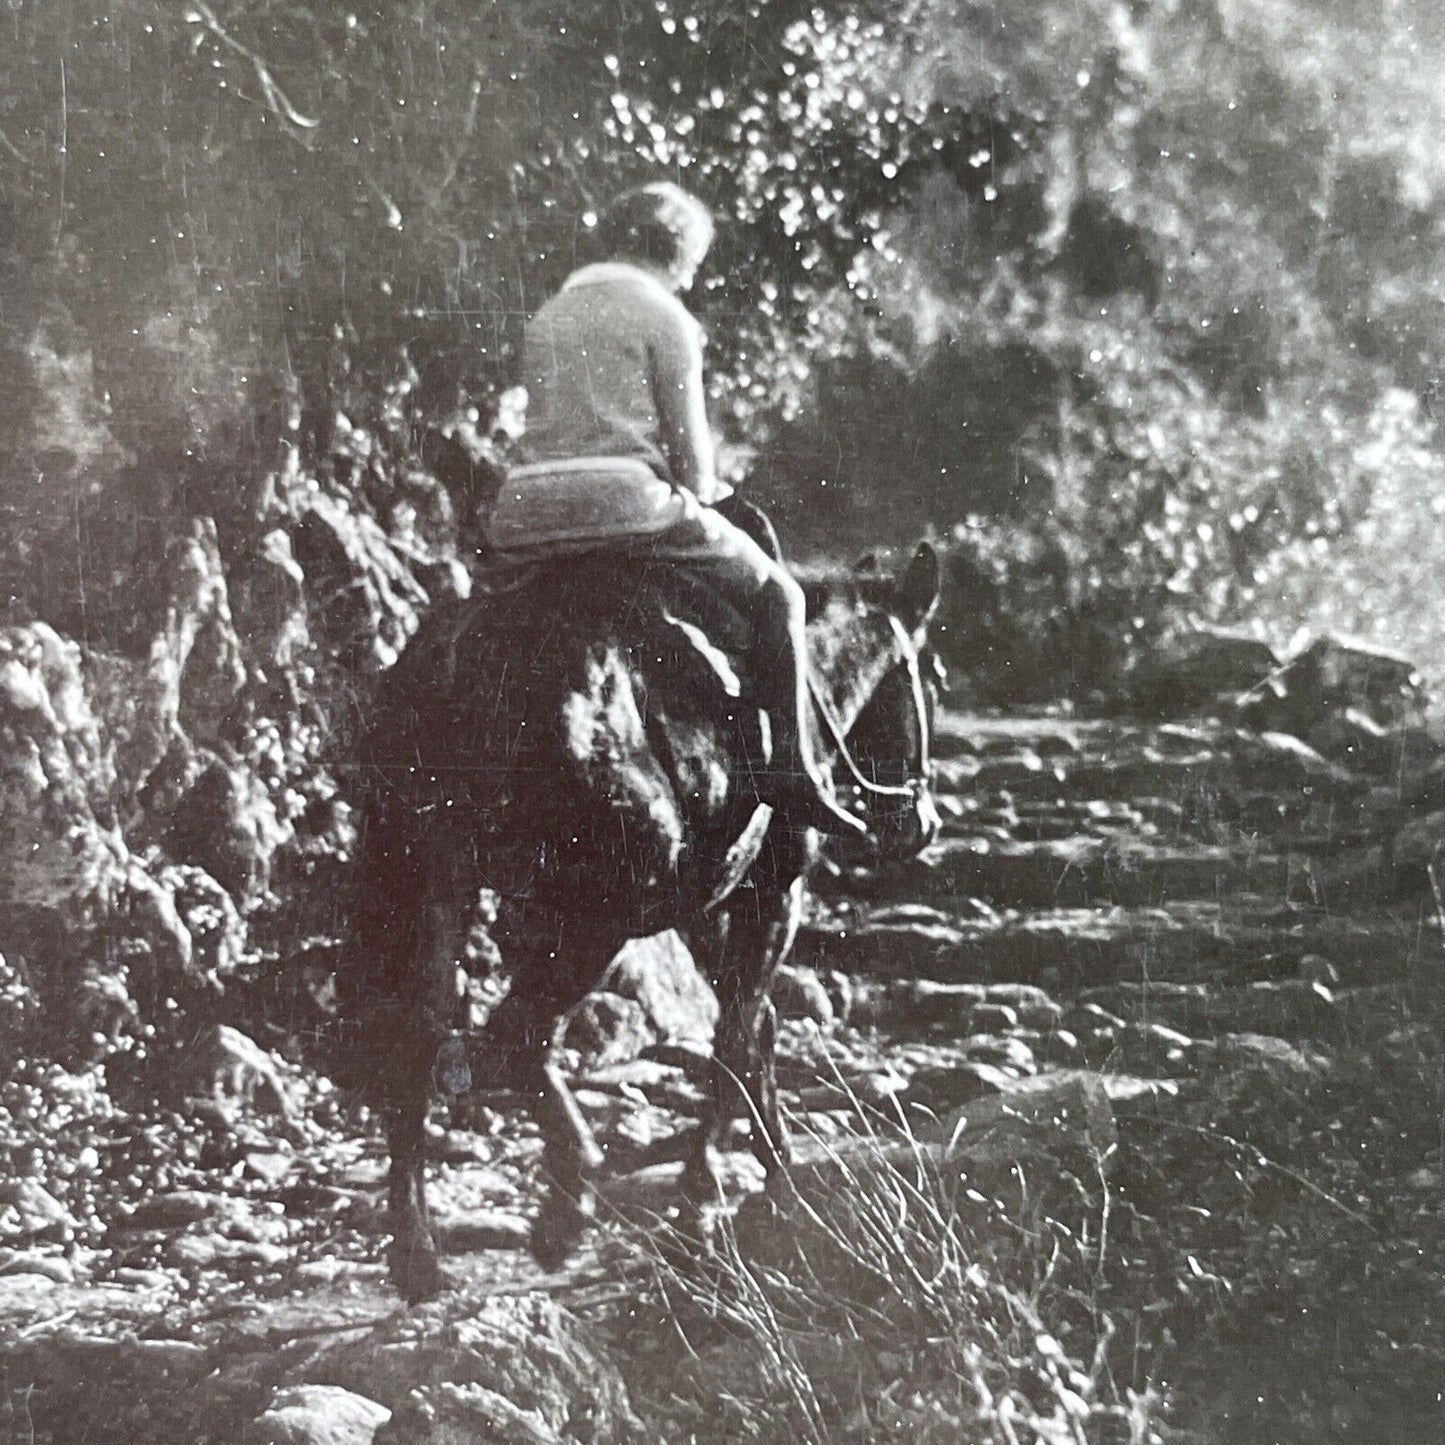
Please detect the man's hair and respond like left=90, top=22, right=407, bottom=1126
left=597, top=182, right=714, bottom=272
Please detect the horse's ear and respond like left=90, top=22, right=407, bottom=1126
left=894, top=543, right=941, bottom=631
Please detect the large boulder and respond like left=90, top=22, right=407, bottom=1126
left=245, top=1385, right=390, bottom=1445
left=310, top=1294, right=640, bottom=1445
left=1129, top=623, right=1280, bottom=717
left=375, top=1382, right=559, bottom=1444
left=598, top=932, right=718, bottom=1048
left=1237, top=634, right=1427, bottom=738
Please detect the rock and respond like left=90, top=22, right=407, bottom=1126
left=784, top=1074, right=1117, bottom=1200
left=292, top=1259, right=387, bottom=1287
left=967, top=1001, right=1020, bottom=1032
left=0, top=1250, right=74, bottom=1283
left=1130, top=624, right=1280, bottom=716
left=305, top=1294, right=640, bottom=1444
left=180, top=1024, right=297, bottom=1124
left=601, top=931, right=718, bottom=1045
left=158, top=750, right=292, bottom=902
left=165, top=1232, right=290, bottom=1269
left=431, top=1211, right=531, bottom=1254
left=0, top=1180, right=77, bottom=1243
left=1297, top=954, right=1341, bottom=987
left=941, top=1073, right=1118, bottom=1174
left=907, top=1060, right=1024, bottom=1110
left=0, top=623, right=127, bottom=928
left=246, top=1384, right=391, bottom=1445
left=125, top=1189, right=236, bottom=1229
left=855, top=979, right=1062, bottom=1030
left=292, top=491, right=430, bottom=671
left=771, top=964, right=835, bottom=1026
left=376, top=1382, right=557, bottom=1445
left=1390, top=808, right=1445, bottom=877
left=235, top=527, right=312, bottom=682
left=1237, top=634, right=1427, bottom=736
left=1205, top=1032, right=1332, bottom=1083
left=245, top=1150, right=298, bottom=1186
left=110, top=1266, right=175, bottom=1289
left=558, top=993, right=656, bottom=1071
left=962, top=1034, right=1038, bottom=1073
left=823, top=969, right=854, bottom=1025
left=739, top=1076, right=1119, bottom=1294
left=1229, top=730, right=1360, bottom=792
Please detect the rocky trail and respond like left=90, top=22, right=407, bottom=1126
left=5, top=698, right=1445, bottom=1442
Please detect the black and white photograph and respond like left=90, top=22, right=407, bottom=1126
left=2, top=1, right=1444, bottom=1440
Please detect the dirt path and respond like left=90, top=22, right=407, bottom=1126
left=3, top=707, right=1443, bottom=1441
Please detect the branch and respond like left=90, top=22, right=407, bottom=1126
left=186, top=2, right=320, bottom=131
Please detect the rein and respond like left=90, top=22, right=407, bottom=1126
left=807, top=611, right=932, bottom=805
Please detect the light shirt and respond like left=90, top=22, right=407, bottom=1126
left=487, top=262, right=726, bottom=550
left=522, top=260, right=727, bottom=493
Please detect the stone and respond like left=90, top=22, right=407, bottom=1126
left=246, top=1384, right=391, bottom=1445
left=179, top=1024, right=297, bottom=1124
left=375, top=1382, right=557, bottom=1444
left=158, top=750, right=292, bottom=902
left=962, top=1034, right=1038, bottom=1073
left=303, top=1294, right=640, bottom=1444
left=0, top=1250, right=74, bottom=1283
left=771, top=964, right=836, bottom=1026
left=783, top=1074, right=1118, bottom=1200
left=1297, top=954, right=1341, bottom=986
left=1390, top=808, right=1445, bottom=877
left=125, top=1189, right=236, bottom=1229
left=430, top=1211, right=531, bottom=1254
left=823, top=969, right=854, bottom=1025
left=245, top=1150, right=298, bottom=1185
left=941, top=1073, right=1118, bottom=1173
left=292, top=490, right=430, bottom=671
left=1129, top=624, right=1280, bottom=716
left=600, top=931, right=718, bottom=1045
left=0, top=1180, right=77, bottom=1243
left=1205, top=1032, right=1332, bottom=1083
left=1305, top=708, right=1428, bottom=779
left=906, top=1060, right=1022, bottom=1111
left=1237, top=634, right=1427, bottom=736
left=165, top=1232, right=290, bottom=1269
left=557, top=993, right=656, bottom=1071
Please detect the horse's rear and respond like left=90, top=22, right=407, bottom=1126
left=343, top=547, right=940, bottom=1300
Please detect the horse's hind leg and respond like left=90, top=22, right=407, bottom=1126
left=478, top=917, right=624, bottom=1269
left=383, top=845, right=474, bottom=1303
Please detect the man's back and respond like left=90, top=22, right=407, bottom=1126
left=518, top=261, right=702, bottom=482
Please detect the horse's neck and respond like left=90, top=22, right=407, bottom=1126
left=805, top=599, right=896, bottom=739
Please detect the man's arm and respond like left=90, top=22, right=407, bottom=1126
left=650, top=305, right=725, bottom=503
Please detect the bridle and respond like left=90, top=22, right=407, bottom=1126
left=808, top=607, right=938, bottom=836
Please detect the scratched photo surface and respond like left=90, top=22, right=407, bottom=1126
left=3, top=3, right=1445, bottom=1441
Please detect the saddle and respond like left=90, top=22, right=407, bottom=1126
left=469, top=496, right=780, bottom=704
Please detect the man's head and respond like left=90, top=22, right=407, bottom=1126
left=597, top=182, right=714, bottom=292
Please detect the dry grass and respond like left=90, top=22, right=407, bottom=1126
left=599, top=959, right=1445, bottom=1444
left=615, top=1080, right=1162, bottom=1444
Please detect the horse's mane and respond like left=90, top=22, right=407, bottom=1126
left=792, top=555, right=906, bottom=624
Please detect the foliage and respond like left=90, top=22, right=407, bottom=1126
left=4, top=0, right=1445, bottom=695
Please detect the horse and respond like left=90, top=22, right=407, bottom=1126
left=341, top=519, right=943, bottom=1301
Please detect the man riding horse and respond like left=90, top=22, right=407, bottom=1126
left=346, top=182, right=942, bottom=1301
left=487, top=181, right=867, bottom=841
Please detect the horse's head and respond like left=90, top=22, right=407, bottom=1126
left=804, top=543, right=944, bottom=863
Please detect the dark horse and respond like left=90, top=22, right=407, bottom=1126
left=342, top=514, right=942, bottom=1301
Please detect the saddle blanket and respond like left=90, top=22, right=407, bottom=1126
left=483, top=456, right=685, bottom=550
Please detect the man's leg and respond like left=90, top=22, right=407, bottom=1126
left=643, top=499, right=866, bottom=837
